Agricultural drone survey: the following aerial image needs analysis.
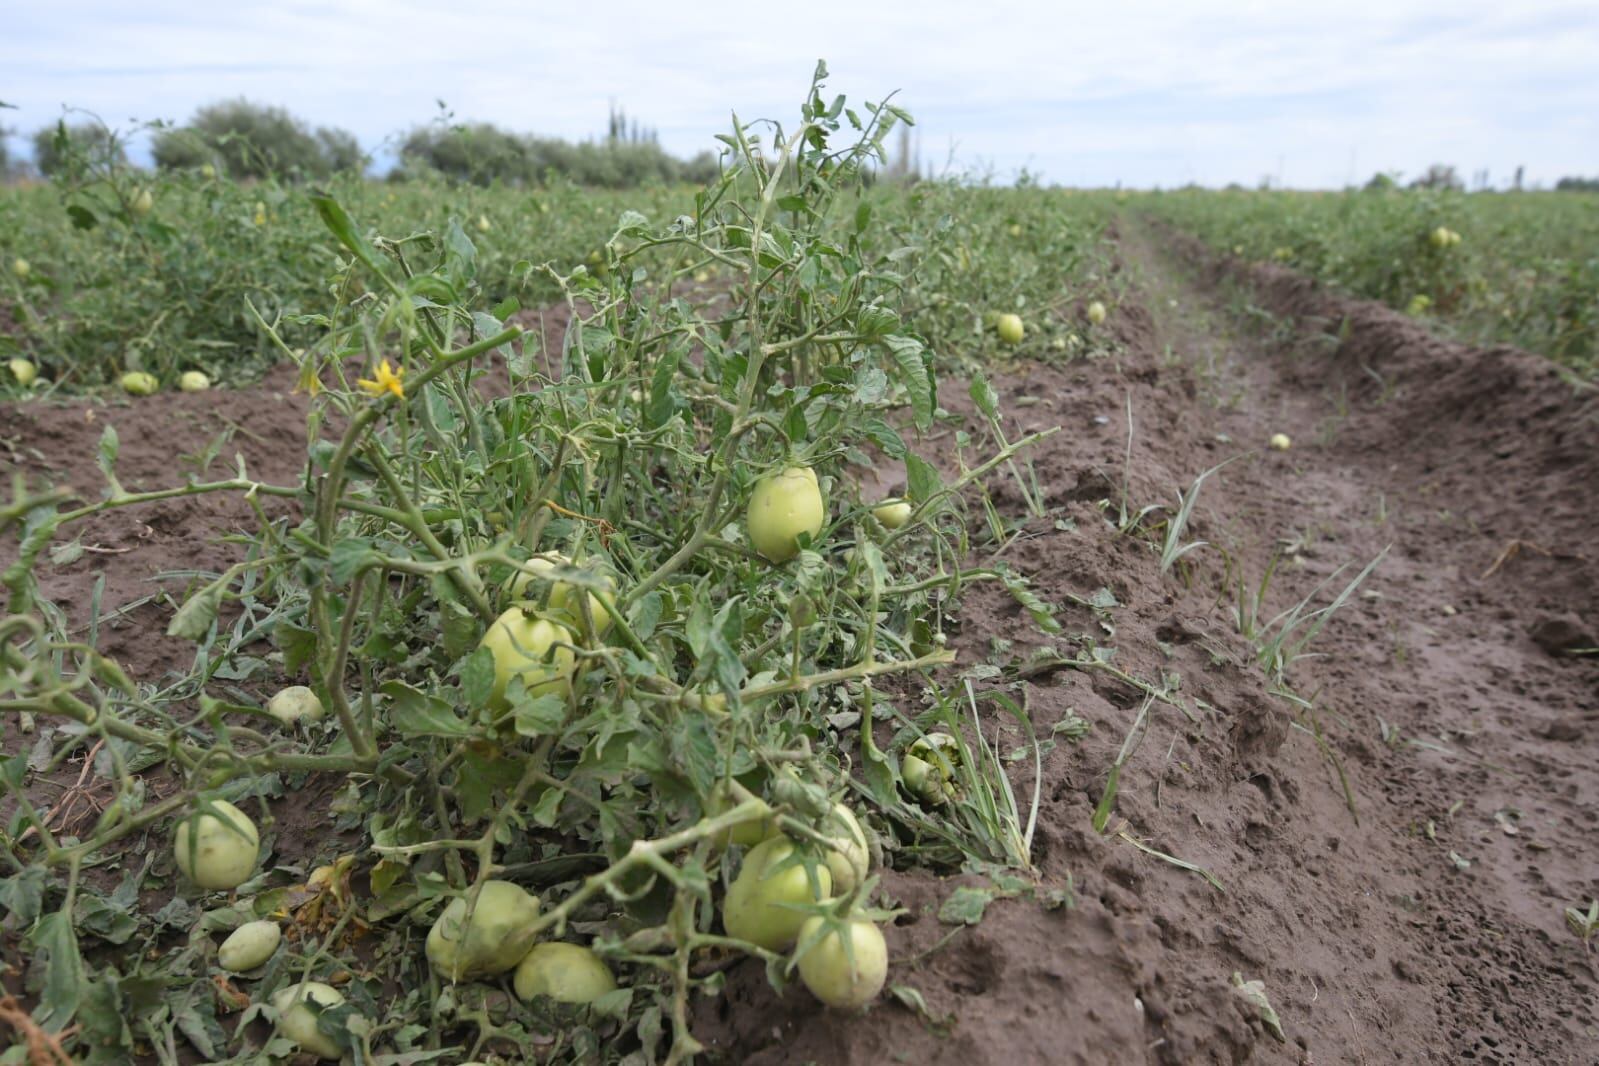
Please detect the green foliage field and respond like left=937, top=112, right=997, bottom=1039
left=0, top=69, right=1123, bottom=1064
left=1, top=140, right=1119, bottom=392
left=1144, top=187, right=1599, bottom=375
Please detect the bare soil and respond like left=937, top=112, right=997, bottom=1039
left=3, top=219, right=1596, bottom=1064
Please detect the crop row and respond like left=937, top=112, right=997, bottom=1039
left=1143, top=186, right=1599, bottom=376
left=2, top=72, right=1118, bottom=1064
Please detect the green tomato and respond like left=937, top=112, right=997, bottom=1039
left=513, top=942, right=617, bottom=1004
left=266, top=685, right=325, bottom=727
left=708, top=782, right=775, bottom=849
left=1429, top=226, right=1451, bottom=249
left=871, top=500, right=912, bottom=530
left=271, top=982, right=349, bottom=1060
left=426, top=880, right=542, bottom=980
left=218, top=920, right=281, bottom=972
left=479, top=609, right=576, bottom=710
left=747, top=466, right=825, bottom=563
left=9, top=359, right=37, bottom=387
left=722, top=837, right=832, bottom=951
left=996, top=313, right=1024, bottom=345
left=901, top=732, right=962, bottom=806
left=179, top=370, right=211, bottom=392
left=131, top=188, right=154, bottom=216
left=820, top=803, right=870, bottom=895
left=1086, top=301, right=1108, bottom=326
left=507, top=552, right=614, bottom=636
left=1268, top=433, right=1292, bottom=452
left=120, top=371, right=159, bottom=396
left=796, top=916, right=888, bottom=1009
left=174, top=800, right=260, bottom=890
left=11, top=257, right=29, bottom=279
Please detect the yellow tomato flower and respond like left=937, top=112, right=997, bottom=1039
left=357, top=359, right=405, bottom=399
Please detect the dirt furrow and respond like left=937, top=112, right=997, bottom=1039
left=1116, top=217, right=1599, bottom=1062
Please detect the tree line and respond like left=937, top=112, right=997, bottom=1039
left=0, top=100, right=719, bottom=187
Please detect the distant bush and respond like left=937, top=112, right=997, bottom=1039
left=1555, top=176, right=1599, bottom=192
left=31, top=122, right=127, bottom=177
left=396, top=120, right=720, bottom=188
left=395, top=123, right=533, bottom=185
left=151, top=100, right=364, bottom=179
left=1410, top=164, right=1463, bottom=191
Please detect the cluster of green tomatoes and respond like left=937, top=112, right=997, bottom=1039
left=160, top=464, right=953, bottom=1056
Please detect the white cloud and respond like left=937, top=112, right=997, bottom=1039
left=3, top=0, right=1595, bottom=187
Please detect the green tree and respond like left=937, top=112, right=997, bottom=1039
left=31, top=121, right=126, bottom=176
left=152, top=99, right=362, bottom=179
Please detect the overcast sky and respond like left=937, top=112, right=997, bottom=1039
left=5, top=0, right=1597, bottom=188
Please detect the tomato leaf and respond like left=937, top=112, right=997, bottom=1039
left=937, top=885, right=994, bottom=926
left=167, top=579, right=222, bottom=641
left=882, top=334, right=934, bottom=430
left=310, top=194, right=391, bottom=286
left=273, top=622, right=317, bottom=677
left=647, top=343, right=684, bottom=429
left=905, top=453, right=941, bottom=504
left=96, top=424, right=125, bottom=498
left=29, top=907, right=84, bottom=1031
left=512, top=692, right=565, bottom=737
left=382, top=680, right=474, bottom=738
left=461, top=646, right=496, bottom=709
left=329, top=538, right=379, bottom=584
left=969, top=373, right=1001, bottom=422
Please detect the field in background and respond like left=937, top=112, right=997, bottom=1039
left=5, top=168, right=1595, bottom=396
left=1, top=167, right=1123, bottom=393
left=1145, top=186, right=1599, bottom=375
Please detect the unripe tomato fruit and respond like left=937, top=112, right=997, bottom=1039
left=120, top=371, right=159, bottom=396
left=426, top=879, right=542, bottom=980
left=131, top=188, right=154, bottom=216
left=796, top=916, right=888, bottom=1009
left=722, top=837, right=832, bottom=951
left=513, top=942, right=617, bottom=1004
left=901, top=732, right=962, bottom=806
left=179, top=370, right=211, bottom=392
left=1087, top=301, right=1108, bottom=326
left=507, top=552, right=614, bottom=635
left=708, top=783, right=775, bottom=848
left=174, top=800, right=260, bottom=890
left=11, top=257, right=29, bottom=279
left=267, top=685, right=325, bottom=727
left=996, top=313, right=1025, bottom=345
left=9, top=359, right=37, bottom=387
left=218, top=920, right=281, bottom=971
left=271, top=982, right=349, bottom=1060
left=1268, top=433, right=1292, bottom=451
left=479, top=609, right=577, bottom=709
left=747, top=466, right=825, bottom=563
left=821, top=803, right=870, bottom=894
left=871, top=499, right=912, bottom=529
